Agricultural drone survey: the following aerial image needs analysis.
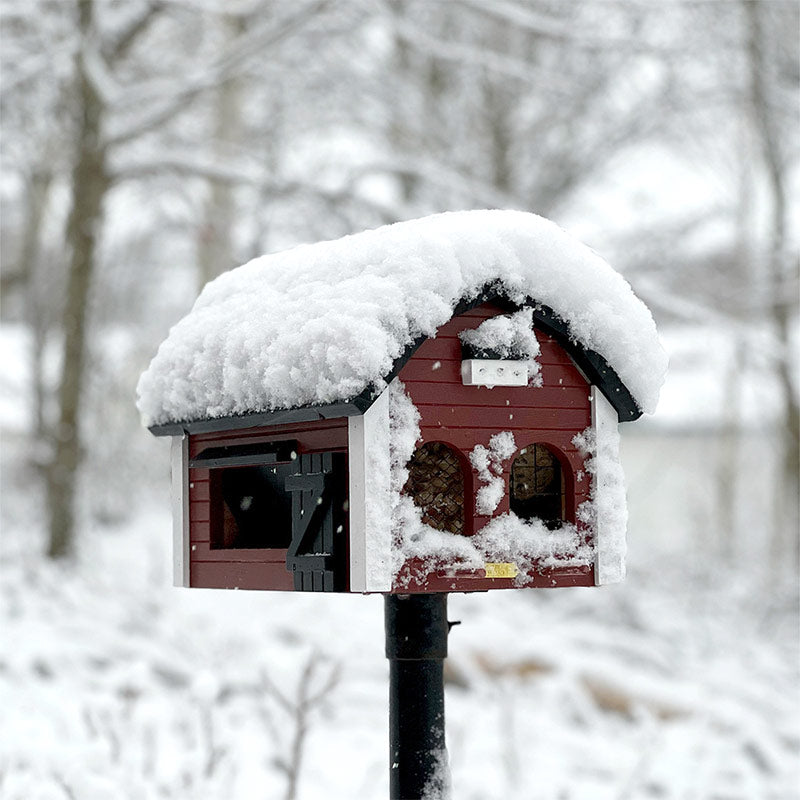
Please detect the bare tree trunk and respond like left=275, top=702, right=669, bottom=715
left=483, top=78, right=514, bottom=196
left=388, top=0, right=422, bottom=205
left=743, top=0, right=800, bottom=574
left=46, top=0, right=109, bottom=559
left=717, top=337, right=745, bottom=562
left=1, top=170, right=49, bottom=308
left=14, top=169, right=55, bottom=444
left=197, top=16, right=246, bottom=291
left=247, top=95, right=284, bottom=261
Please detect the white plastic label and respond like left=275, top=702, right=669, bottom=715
left=461, top=359, right=528, bottom=387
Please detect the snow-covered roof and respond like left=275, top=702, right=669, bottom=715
left=137, top=210, right=666, bottom=430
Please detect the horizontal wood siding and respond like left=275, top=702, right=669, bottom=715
left=396, top=301, right=594, bottom=591
left=188, top=419, right=348, bottom=591
left=398, top=561, right=594, bottom=592
left=191, top=560, right=294, bottom=592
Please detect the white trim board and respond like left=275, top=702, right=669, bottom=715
left=171, top=434, right=190, bottom=587
left=347, top=390, right=391, bottom=593
left=591, top=386, right=626, bottom=585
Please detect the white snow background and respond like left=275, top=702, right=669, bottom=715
left=2, top=325, right=799, bottom=799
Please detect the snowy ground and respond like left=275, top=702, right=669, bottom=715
left=1, top=324, right=799, bottom=800
left=2, top=471, right=798, bottom=799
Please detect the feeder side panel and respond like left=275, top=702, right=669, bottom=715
left=396, top=301, right=595, bottom=592
left=187, top=419, right=348, bottom=591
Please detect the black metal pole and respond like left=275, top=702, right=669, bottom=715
left=384, top=593, right=450, bottom=800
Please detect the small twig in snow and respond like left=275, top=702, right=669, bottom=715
left=260, top=652, right=341, bottom=800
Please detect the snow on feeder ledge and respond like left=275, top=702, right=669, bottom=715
left=137, top=210, right=666, bottom=594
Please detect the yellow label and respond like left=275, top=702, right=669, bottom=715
left=484, top=562, right=519, bottom=579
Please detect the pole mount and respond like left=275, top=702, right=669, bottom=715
left=385, top=593, right=452, bottom=799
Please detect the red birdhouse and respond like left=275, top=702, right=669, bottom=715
left=139, top=211, right=665, bottom=594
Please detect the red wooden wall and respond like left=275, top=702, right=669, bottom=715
left=187, top=419, right=348, bottom=591
left=183, top=301, right=595, bottom=593
left=395, top=301, right=594, bottom=591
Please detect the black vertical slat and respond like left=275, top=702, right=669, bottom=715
left=301, top=455, right=312, bottom=592
left=290, top=454, right=303, bottom=592
left=322, top=451, right=332, bottom=566
left=301, top=455, right=309, bottom=555
left=311, top=454, right=321, bottom=560
left=285, top=451, right=347, bottom=593
left=333, top=453, right=346, bottom=591
left=291, top=456, right=301, bottom=591
left=306, top=454, right=314, bottom=569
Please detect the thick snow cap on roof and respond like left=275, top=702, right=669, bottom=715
left=137, top=210, right=666, bottom=427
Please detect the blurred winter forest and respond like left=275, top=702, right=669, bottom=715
left=1, top=1, right=798, bottom=799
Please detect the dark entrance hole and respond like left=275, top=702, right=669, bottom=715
left=509, top=444, right=565, bottom=528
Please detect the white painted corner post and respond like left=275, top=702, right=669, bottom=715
left=347, top=390, right=392, bottom=593
left=591, top=386, right=626, bottom=586
left=171, top=434, right=190, bottom=587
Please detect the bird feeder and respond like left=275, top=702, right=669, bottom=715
left=138, top=210, right=666, bottom=597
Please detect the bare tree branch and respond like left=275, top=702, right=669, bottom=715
left=259, top=653, right=340, bottom=800
left=103, top=1, right=165, bottom=64
left=389, top=14, right=575, bottom=95
left=104, top=0, right=329, bottom=147
left=456, top=0, right=691, bottom=54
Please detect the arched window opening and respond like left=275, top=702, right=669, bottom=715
left=404, top=442, right=465, bottom=535
left=510, top=444, right=565, bottom=529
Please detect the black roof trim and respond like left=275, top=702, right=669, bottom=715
left=350, top=286, right=642, bottom=422
left=149, top=285, right=640, bottom=436
left=149, top=402, right=363, bottom=437
left=521, top=301, right=641, bottom=421
left=188, top=439, right=299, bottom=469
